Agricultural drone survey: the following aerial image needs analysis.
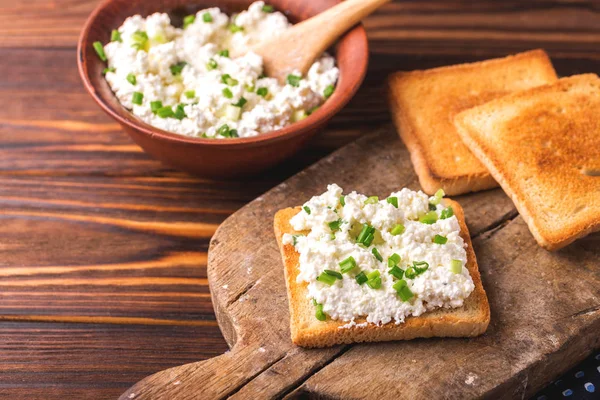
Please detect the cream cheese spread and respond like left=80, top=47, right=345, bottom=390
left=100, top=1, right=339, bottom=139
left=282, top=184, right=475, bottom=325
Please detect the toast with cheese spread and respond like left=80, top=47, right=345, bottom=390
left=274, top=188, right=489, bottom=348
left=388, top=49, right=557, bottom=196
left=454, top=74, right=600, bottom=250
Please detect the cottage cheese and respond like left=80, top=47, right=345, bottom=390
left=101, top=2, right=339, bottom=138
left=282, top=184, right=475, bottom=325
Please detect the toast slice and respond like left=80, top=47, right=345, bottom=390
left=274, top=199, right=490, bottom=348
left=454, top=74, right=600, bottom=251
left=388, top=49, right=557, bottom=196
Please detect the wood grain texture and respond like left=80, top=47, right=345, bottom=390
left=0, top=0, right=599, bottom=398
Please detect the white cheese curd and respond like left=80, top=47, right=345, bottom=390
left=102, top=1, right=339, bottom=139
left=282, top=184, right=475, bottom=326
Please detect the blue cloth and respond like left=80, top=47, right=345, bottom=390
left=533, top=350, right=600, bottom=399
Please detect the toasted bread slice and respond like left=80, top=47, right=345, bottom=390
left=454, top=74, right=600, bottom=251
left=388, top=49, right=557, bottom=196
left=273, top=199, right=490, bottom=348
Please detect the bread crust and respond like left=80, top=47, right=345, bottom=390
left=387, top=49, right=557, bottom=196
left=454, top=74, right=600, bottom=250
left=273, top=200, right=490, bottom=348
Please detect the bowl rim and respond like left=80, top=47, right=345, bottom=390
left=77, top=0, right=369, bottom=148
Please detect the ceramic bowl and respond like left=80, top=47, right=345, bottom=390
left=78, top=0, right=368, bottom=178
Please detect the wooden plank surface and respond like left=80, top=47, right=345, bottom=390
left=0, top=0, right=598, bottom=399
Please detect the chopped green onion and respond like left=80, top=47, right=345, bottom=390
left=366, top=270, right=381, bottom=289
left=340, top=195, right=345, bottom=206
left=229, top=24, right=244, bottom=33
left=221, top=74, right=238, bottom=86
left=364, top=196, right=379, bottom=205
left=393, top=280, right=414, bottom=301
left=292, top=110, right=307, bottom=122
left=303, top=206, right=311, bottom=215
left=157, top=106, right=174, bottom=118
left=218, top=49, right=230, bottom=57
left=111, top=30, right=122, bottom=42
left=170, top=61, right=187, bottom=76
left=245, top=84, right=255, bottom=92
left=262, top=4, right=275, bottom=12
left=202, top=12, right=213, bottom=23
left=183, top=14, right=196, bottom=28
left=207, top=59, right=218, bottom=70
left=390, top=224, right=405, bottom=236
left=387, top=253, right=401, bottom=268
left=93, top=41, right=107, bottom=61
left=419, top=211, right=438, bottom=225
left=323, top=84, right=335, bottom=99
left=386, top=196, right=398, bottom=208
left=174, top=104, right=187, bottom=120
left=256, top=87, right=268, bottom=97
left=217, top=124, right=230, bottom=137
left=232, top=97, right=247, bottom=108
left=356, top=224, right=375, bottom=247
left=292, top=234, right=303, bottom=246
left=404, top=267, right=416, bottom=279
left=324, top=269, right=343, bottom=279
left=430, top=188, right=445, bottom=205
left=440, top=206, right=454, bottom=220
left=225, top=104, right=241, bottom=121
left=222, top=88, right=233, bottom=98
left=102, top=67, right=115, bottom=75
left=328, top=219, right=343, bottom=232
left=200, top=133, right=209, bottom=138
left=315, top=302, right=326, bottom=321
left=372, top=248, right=383, bottom=262
left=150, top=100, right=163, bottom=114
left=286, top=74, right=301, bottom=87
left=339, top=256, right=357, bottom=274
left=429, top=203, right=437, bottom=211
left=126, top=73, right=136, bottom=85
left=132, top=91, right=143, bottom=105
left=355, top=271, right=368, bottom=285
left=433, top=234, right=447, bottom=244
left=307, top=106, right=320, bottom=115
left=184, top=90, right=196, bottom=99
left=317, top=271, right=337, bottom=286
left=389, top=265, right=404, bottom=280
left=413, top=261, right=429, bottom=274
left=228, top=129, right=239, bottom=138
left=131, top=30, right=148, bottom=51
left=450, top=259, right=463, bottom=274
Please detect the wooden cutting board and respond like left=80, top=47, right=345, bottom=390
left=120, top=127, right=600, bottom=400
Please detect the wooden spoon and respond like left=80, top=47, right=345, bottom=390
left=250, top=0, right=391, bottom=82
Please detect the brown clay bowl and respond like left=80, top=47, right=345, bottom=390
left=78, top=0, right=368, bottom=178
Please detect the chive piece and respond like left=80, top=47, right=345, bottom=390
left=286, top=74, right=301, bottom=87
left=430, top=188, right=445, bottom=205
left=262, top=4, right=275, bottom=12
left=258, top=73, right=266, bottom=79
left=356, top=224, right=375, bottom=246
left=131, top=30, right=148, bottom=51
left=404, top=267, right=417, bottom=279
left=150, top=100, right=163, bottom=114
left=323, top=84, right=335, bottom=99
left=184, top=90, right=196, bottom=99
left=229, top=24, right=244, bottom=33
left=200, top=133, right=209, bottom=138
left=339, top=195, right=345, bottom=206
left=303, top=206, right=311, bottom=215
left=324, top=269, right=343, bottom=279
left=429, top=203, right=437, bottom=211
left=218, top=49, right=230, bottom=57
left=317, top=271, right=337, bottom=286
left=232, top=97, right=247, bottom=108
left=245, top=84, right=255, bottom=93
left=223, top=88, right=233, bottom=98
left=256, top=87, right=268, bottom=97
left=174, top=104, right=187, bottom=120
left=307, top=105, right=320, bottom=115
left=450, top=259, right=463, bottom=274
left=328, top=219, right=343, bottom=232
left=387, top=253, right=401, bottom=268
left=433, top=234, right=448, bottom=244
left=170, top=61, right=187, bottom=76
left=102, top=67, right=115, bottom=75
left=440, top=206, right=454, bottom=220
left=419, top=211, right=438, bottom=225
left=157, top=106, right=174, bottom=118
left=132, top=91, right=143, bottom=105
left=292, top=234, right=303, bottom=246
left=355, top=271, right=368, bottom=285
left=93, top=41, right=107, bottom=62
left=366, top=270, right=381, bottom=289
left=202, top=12, right=213, bottom=23
left=229, top=129, right=239, bottom=138
left=183, top=15, right=196, bottom=28
left=315, top=302, right=326, bottom=321
left=111, top=29, right=122, bottom=42
left=393, top=280, right=414, bottom=301
left=217, top=124, right=230, bottom=137
left=391, top=224, right=405, bottom=236
left=364, top=196, right=379, bottom=205
left=207, top=58, right=218, bottom=70
left=126, top=73, right=136, bottom=85
left=413, top=261, right=429, bottom=275
left=372, top=248, right=383, bottom=262
left=389, top=265, right=404, bottom=280
left=339, top=256, right=357, bottom=274
left=221, top=74, right=239, bottom=86
left=386, top=196, right=398, bottom=208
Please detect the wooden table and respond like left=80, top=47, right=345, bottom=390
left=0, top=1, right=597, bottom=398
